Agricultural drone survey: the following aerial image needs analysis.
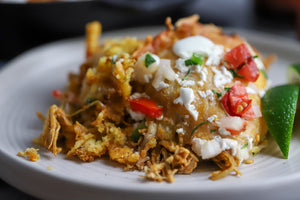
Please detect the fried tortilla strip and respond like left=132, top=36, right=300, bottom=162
left=86, top=21, right=102, bottom=58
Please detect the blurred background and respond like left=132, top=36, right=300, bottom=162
left=0, top=0, right=299, bottom=199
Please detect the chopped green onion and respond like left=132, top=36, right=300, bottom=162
left=182, top=69, right=191, bottom=80
left=210, top=129, right=217, bottom=133
left=260, top=69, right=268, bottom=79
left=185, top=53, right=204, bottom=66
left=130, top=123, right=147, bottom=142
left=191, top=121, right=209, bottom=135
left=229, top=69, right=245, bottom=78
left=241, top=143, right=248, bottom=149
left=145, top=53, right=156, bottom=68
left=224, top=87, right=231, bottom=92
left=253, top=55, right=259, bottom=59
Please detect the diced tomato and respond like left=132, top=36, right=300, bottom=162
left=221, top=82, right=256, bottom=119
left=223, top=43, right=252, bottom=69
left=237, top=58, right=259, bottom=82
left=52, top=89, right=62, bottom=99
left=128, top=98, right=163, bottom=118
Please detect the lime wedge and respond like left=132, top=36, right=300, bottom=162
left=287, top=63, right=300, bottom=84
left=262, top=84, right=299, bottom=158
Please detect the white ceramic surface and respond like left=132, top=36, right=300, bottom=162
left=1, top=27, right=300, bottom=200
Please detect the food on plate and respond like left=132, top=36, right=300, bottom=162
left=17, top=148, right=40, bottom=162
left=36, top=15, right=273, bottom=182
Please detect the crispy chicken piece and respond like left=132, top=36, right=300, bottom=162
left=40, top=105, right=73, bottom=156
left=17, top=148, right=40, bottom=162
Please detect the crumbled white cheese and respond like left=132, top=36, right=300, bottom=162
left=176, top=128, right=185, bottom=135
left=134, top=53, right=160, bottom=83
left=127, top=108, right=145, bottom=121
left=176, top=75, right=196, bottom=86
left=198, top=90, right=215, bottom=101
left=246, top=86, right=257, bottom=94
left=129, top=92, right=149, bottom=100
left=200, top=67, right=208, bottom=82
left=207, top=115, right=217, bottom=122
left=192, top=136, right=240, bottom=160
left=152, top=59, right=176, bottom=91
left=156, top=81, right=169, bottom=90
left=192, top=138, right=222, bottom=159
left=175, top=58, right=188, bottom=73
left=218, top=127, right=231, bottom=136
left=212, top=66, right=233, bottom=88
left=174, top=88, right=198, bottom=120
left=205, top=45, right=224, bottom=66
left=214, top=136, right=239, bottom=156
left=197, top=81, right=204, bottom=87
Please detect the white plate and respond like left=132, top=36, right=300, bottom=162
left=1, top=27, right=300, bottom=200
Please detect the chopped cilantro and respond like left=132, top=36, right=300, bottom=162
left=185, top=53, right=204, bottom=66
left=191, top=121, right=209, bottom=135
left=210, top=129, right=217, bottom=133
left=229, top=69, right=245, bottom=78
left=212, top=90, right=222, bottom=98
left=130, top=123, right=147, bottom=143
left=182, top=69, right=191, bottom=80
left=224, top=87, right=231, bottom=92
left=145, top=53, right=156, bottom=68
left=241, top=143, right=248, bottom=149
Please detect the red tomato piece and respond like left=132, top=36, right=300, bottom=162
left=221, top=82, right=256, bottom=119
left=128, top=98, right=163, bottom=118
left=223, top=43, right=252, bottom=69
left=52, top=89, right=62, bottom=98
left=237, top=58, right=259, bottom=82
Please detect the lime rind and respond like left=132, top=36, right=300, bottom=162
left=262, top=84, right=299, bottom=159
left=287, top=64, right=300, bottom=84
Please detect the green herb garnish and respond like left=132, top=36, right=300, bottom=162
left=229, top=69, right=245, bottom=78
left=145, top=53, right=156, bottom=68
left=157, top=103, right=163, bottom=107
left=130, top=123, right=147, bottom=143
left=185, top=53, right=204, bottom=66
left=210, top=129, right=217, bottom=133
left=212, top=90, right=222, bottom=98
left=191, top=121, right=209, bottom=135
left=224, top=87, right=231, bottom=92
left=241, top=143, right=248, bottom=149
left=253, top=55, right=259, bottom=59
left=182, top=69, right=191, bottom=80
